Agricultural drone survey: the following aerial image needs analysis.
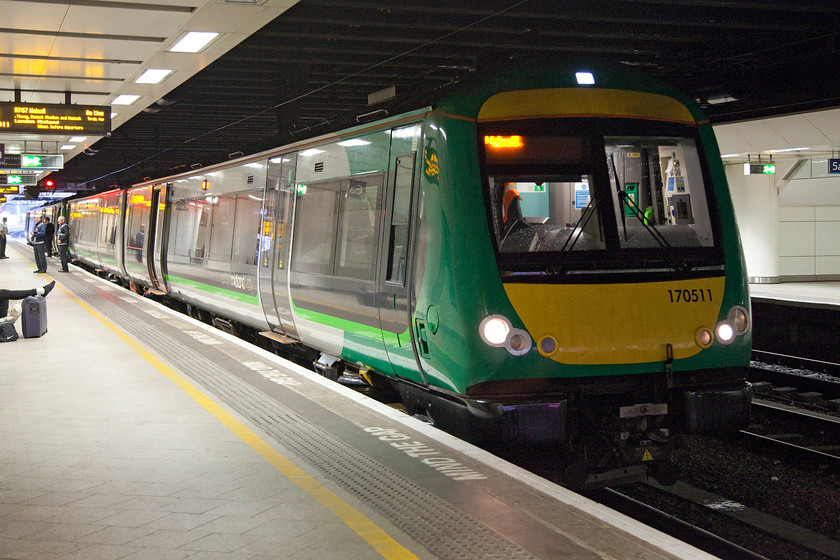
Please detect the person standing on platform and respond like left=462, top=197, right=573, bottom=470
left=31, top=215, right=47, bottom=273
left=44, top=216, right=55, bottom=257
left=0, top=217, right=8, bottom=259
left=56, top=216, right=70, bottom=272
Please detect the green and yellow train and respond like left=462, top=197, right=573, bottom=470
left=49, top=61, right=752, bottom=487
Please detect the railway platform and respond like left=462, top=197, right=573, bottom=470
left=0, top=238, right=715, bottom=560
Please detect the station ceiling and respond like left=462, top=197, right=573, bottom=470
left=3, top=0, right=840, bottom=191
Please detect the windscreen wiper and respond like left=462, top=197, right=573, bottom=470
left=545, top=196, right=599, bottom=275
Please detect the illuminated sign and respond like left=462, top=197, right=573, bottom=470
left=829, top=159, right=840, bottom=175
left=744, top=163, right=775, bottom=175
left=0, top=197, right=5, bottom=204
left=484, top=135, right=524, bottom=149
left=0, top=185, right=20, bottom=194
left=0, top=102, right=110, bottom=135
left=0, top=175, right=35, bottom=186
left=0, top=153, right=64, bottom=170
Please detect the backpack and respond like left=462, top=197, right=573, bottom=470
left=0, top=321, right=19, bottom=342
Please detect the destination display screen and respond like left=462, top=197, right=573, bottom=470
left=0, top=102, right=110, bottom=135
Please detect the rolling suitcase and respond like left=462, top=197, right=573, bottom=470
left=21, top=295, right=47, bottom=338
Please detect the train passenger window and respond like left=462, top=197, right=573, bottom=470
left=208, top=196, right=235, bottom=261
left=605, top=137, right=713, bottom=248
left=232, top=192, right=262, bottom=265
left=291, top=180, right=340, bottom=275
left=387, top=154, right=415, bottom=284
left=334, top=173, right=383, bottom=281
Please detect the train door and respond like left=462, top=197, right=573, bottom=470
left=150, top=183, right=169, bottom=292
left=257, top=154, right=298, bottom=339
left=377, top=124, right=426, bottom=384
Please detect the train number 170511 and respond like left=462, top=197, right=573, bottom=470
left=668, top=288, right=713, bottom=303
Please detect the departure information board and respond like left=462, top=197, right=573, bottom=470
left=0, top=102, right=110, bottom=135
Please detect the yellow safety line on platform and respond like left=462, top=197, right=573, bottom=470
left=63, top=286, right=418, bottom=560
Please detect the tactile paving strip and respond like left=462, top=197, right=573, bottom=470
left=69, top=278, right=538, bottom=560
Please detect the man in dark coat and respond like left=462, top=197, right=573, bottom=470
left=44, top=216, right=55, bottom=257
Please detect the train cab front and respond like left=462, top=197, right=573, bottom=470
left=467, top=84, right=752, bottom=488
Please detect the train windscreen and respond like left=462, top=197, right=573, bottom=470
left=481, top=128, right=719, bottom=275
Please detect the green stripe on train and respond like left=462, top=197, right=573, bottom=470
left=164, top=274, right=259, bottom=305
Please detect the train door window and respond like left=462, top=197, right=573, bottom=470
left=192, top=198, right=213, bottom=259
left=232, top=191, right=262, bottom=265
left=276, top=154, right=297, bottom=270
left=126, top=190, right=151, bottom=262
left=291, top=180, right=340, bottom=275
left=208, top=195, right=235, bottom=261
left=387, top=154, right=415, bottom=284
left=605, top=137, right=714, bottom=248
left=334, top=173, right=383, bottom=281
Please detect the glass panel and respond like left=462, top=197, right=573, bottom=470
left=291, top=180, right=339, bottom=274
left=126, top=189, right=150, bottom=263
left=208, top=196, right=235, bottom=261
left=387, top=154, right=415, bottom=284
left=487, top=175, right=605, bottom=254
left=232, top=192, right=262, bottom=265
left=335, top=174, right=382, bottom=281
left=606, top=137, right=713, bottom=248
left=170, top=198, right=212, bottom=259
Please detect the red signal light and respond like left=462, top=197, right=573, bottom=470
left=44, top=179, right=55, bottom=188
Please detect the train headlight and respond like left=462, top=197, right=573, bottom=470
left=715, top=322, right=735, bottom=345
left=479, top=315, right=532, bottom=356
left=480, top=315, right=510, bottom=346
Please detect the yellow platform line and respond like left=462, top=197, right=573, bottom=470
left=63, top=287, right=418, bottom=560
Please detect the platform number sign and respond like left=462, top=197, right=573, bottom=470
left=829, top=159, right=840, bottom=175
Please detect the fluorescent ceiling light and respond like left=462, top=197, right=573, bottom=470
left=69, top=136, right=87, bottom=143
left=576, top=72, right=595, bottom=85
left=721, top=154, right=740, bottom=158
left=60, top=145, right=75, bottom=150
left=300, top=148, right=324, bottom=157
left=768, top=147, right=809, bottom=153
left=112, top=95, right=140, bottom=105
left=337, top=139, right=371, bottom=147
left=110, top=112, right=118, bottom=118
left=170, top=31, right=219, bottom=53
left=136, top=69, right=172, bottom=84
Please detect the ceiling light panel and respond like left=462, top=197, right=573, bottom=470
left=136, top=69, right=172, bottom=84
left=170, top=31, right=220, bottom=53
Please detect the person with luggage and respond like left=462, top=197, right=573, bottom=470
left=0, top=217, right=8, bottom=259
left=0, top=281, right=55, bottom=322
left=56, top=216, right=70, bottom=272
left=31, top=215, right=47, bottom=273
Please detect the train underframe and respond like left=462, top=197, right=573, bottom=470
left=396, top=369, right=752, bottom=489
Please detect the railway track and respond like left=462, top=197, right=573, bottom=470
left=739, top=400, right=840, bottom=470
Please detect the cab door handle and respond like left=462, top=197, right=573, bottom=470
left=414, top=318, right=430, bottom=357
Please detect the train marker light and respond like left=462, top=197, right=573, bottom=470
left=729, top=306, right=750, bottom=334
left=576, top=71, right=595, bottom=85
left=695, top=328, right=713, bottom=349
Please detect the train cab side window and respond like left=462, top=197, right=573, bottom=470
left=387, top=154, right=415, bottom=284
